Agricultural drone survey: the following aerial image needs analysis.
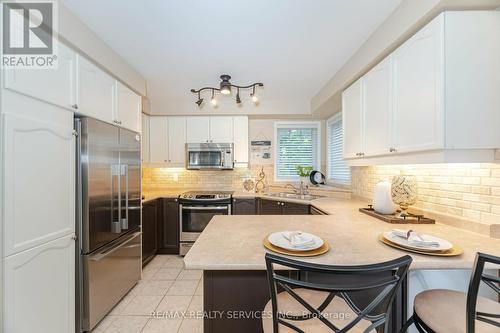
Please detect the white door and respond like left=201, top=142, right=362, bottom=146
left=149, top=116, right=169, bottom=163
left=4, top=235, right=75, bottom=333
left=392, top=15, right=444, bottom=153
left=342, top=78, right=364, bottom=159
left=233, top=116, right=249, bottom=164
left=363, top=57, right=393, bottom=157
left=2, top=112, right=75, bottom=256
left=141, top=114, right=150, bottom=162
left=186, top=116, right=210, bottom=143
left=3, top=43, right=76, bottom=110
left=115, top=81, right=141, bottom=132
left=168, top=117, right=187, bottom=165
left=77, top=55, right=115, bottom=123
left=209, top=117, right=234, bottom=143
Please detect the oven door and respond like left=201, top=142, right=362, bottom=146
left=187, top=150, right=223, bottom=169
left=180, top=204, right=230, bottom=241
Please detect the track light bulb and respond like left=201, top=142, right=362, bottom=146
left=211, top=97, right=217, bottom=106
left=251, top=93, right=258, bottom=103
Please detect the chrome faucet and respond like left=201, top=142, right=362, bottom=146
left=285, top=182, right=309, bottom=195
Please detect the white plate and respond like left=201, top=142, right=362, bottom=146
left=383, top=231, right=452, bottom=252
left=268, top=232, right=324, bottom=251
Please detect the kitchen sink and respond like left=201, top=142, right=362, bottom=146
left=264, top=192, right=324, bottom=200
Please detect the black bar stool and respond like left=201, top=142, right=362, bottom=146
left=263, top=253, right=412, bottom=332
left=402, top=252, right=500, bottom=333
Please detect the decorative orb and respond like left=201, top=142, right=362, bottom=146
left=391, top=175, right=417, bottom=218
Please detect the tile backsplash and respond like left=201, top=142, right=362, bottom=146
left=351, top=163, right=500, bottom=225
left=142, top=165, right=277, bottom=191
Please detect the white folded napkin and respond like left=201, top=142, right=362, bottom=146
left=281, top=231, right=316, bottom=249
left=391, top=229, right=440, bottom=248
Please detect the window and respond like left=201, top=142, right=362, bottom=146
left=327, top=114, right=350, bottom=184
left=274, top=122, right=321, bottom=181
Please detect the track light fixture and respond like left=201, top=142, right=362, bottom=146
left=236, top=88, right=241, bottom=104
left=191, top=74, right=263, bottom=107
left=195, top=91, right=203, bottom=106
left=250, top=86, right=259, bottom=103
left=210, top=89, right=217, bottom=106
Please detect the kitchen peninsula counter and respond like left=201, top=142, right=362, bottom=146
left=184, top=197, right=500, bottom=271
left=184, top=197, right=500, bottom=333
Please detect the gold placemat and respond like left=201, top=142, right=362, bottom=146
left=379, top=234, right=463, bottom=257
left=263, top=236, right=330, bottom=257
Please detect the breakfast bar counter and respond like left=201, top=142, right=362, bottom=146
left=184, top=197, right=500, bottom=333
left=184, top=198, right=500, bottom=271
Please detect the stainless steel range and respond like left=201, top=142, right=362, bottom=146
left=179, top=191, right=232, bottom=255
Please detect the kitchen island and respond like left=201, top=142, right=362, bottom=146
left=184, top=197, right=500, bottom=333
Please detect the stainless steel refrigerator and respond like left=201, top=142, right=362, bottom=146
left=75, top=117, right=142, bottom=332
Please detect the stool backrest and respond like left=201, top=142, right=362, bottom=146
left=265, top=253, right=412, bottom=333
left=466, top=252, right=500, bottom=333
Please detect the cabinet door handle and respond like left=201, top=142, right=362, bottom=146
left=389, top=147, right=397, bottom=153
left=71, top=104, right=78, bottom=110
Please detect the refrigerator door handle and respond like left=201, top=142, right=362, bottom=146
left=121, top=164, right=129, bottom=230
left=111, top=165, right=121, bottom=233
left=89, top=231, right=142, bottom=262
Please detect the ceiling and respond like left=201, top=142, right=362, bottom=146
left=62, top=0, right=402, bottom=116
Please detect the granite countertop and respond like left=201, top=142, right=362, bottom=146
left=183, top=197, right=500, bottom=271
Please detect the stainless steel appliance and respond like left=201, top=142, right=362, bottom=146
left=179, top=191, right=232, bottom=255
left=186, top=143, right=234, bottom=170
left=75, top=117, right=142, bottom=332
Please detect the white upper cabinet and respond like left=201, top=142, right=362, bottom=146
left=76, top=55, right=116, bottom=123
left=209, top=117, right=234, bottom=143
left=343, top=12, right=500, bottom=165
left=115, top=81, right=142, bottom=133
left=186, top=116, right=210, bottom=143
left=392, top=14, right=444, bottom=154
left=141, top=114, right=150, bottom=162
left=342, top=78, right=363, bottom=159
left=168, top=117, right=187, bottom=165
left=149, top=116, right=169, bottom=163
left=3, top=43, right=77, bottom=110
left=145, top=115, right=249, bottom=166
left=2, top=110, right=75, bottom=256
left=363, top=57, right=393, bottom=157
left=233, top=116, right=249, bottom=164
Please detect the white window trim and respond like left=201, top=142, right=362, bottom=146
left=274, top=121, right=321, bottom=182
left=326, top=113, right=351, bottom=186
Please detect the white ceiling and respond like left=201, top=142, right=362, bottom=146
left=62, top=0, right=402, bottom=116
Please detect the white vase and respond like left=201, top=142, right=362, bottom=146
left=373, top=181, right=397, bottom=215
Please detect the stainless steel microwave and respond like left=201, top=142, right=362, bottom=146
left=186, top=143, right=234, bottom=170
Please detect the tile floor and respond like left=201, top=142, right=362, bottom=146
left=93, top=255, right=203, bottom=333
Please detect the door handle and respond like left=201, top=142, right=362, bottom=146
left=121, top=164, right=129, bottom=230
left=111, top=165, right=121, bottom=233
left=89, top=232, right=142, bottom=261
left=181, top=206, right=229, bottom=211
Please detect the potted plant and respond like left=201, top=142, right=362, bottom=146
left=296, top=165, right=313, bottom=185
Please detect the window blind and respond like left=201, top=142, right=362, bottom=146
left=328, top=117, right=350, bottom=183
left=276, top=126, right=319, bottom=179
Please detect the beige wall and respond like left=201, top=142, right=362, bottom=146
left=57, top=2, right=147, bottom=95
left=311, top=0, right=500, bottom=118
left=351, top=163, right=500, bottom=226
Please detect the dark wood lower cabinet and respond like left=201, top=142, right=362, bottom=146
left=141, top=199, right=158, bottom=266
left=257, top=198, right=310, bottom=215
left=232, top=198, right=257, bottom=215
left=282, top=201, right=310, bottom=215
left=157, top=197, right=180, bottom=254
left=257, top=198, right=283, bottom=215
left=203, top=270, right=407, bottom=333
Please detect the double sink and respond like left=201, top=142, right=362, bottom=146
left=264, top=192, right=324, bottom=201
